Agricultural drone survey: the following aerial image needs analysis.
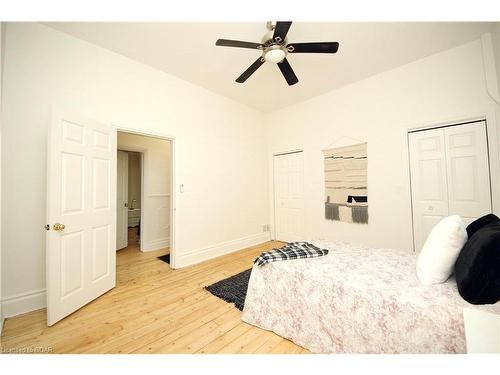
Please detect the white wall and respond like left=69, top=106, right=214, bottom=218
left=1, top=23, right=269, bottom=317
left=265, top=38, right=500, bottom=253
left=118, top=132, right=171, bottom=251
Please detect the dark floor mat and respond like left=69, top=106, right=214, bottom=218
left=205, top=268, right=252, bottom=311
left=157, top=254, right=170, bottom=264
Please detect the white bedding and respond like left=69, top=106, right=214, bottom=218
left=241, top=239, right=500, bottom=353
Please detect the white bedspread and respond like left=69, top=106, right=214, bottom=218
left=241, top=240, right=500, bottom=353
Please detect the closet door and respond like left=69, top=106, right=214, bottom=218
left=444, top=121, right=491, bottom=226
left=409, top=120, right=492, bottom=252
left=273, top=151, right=305, bottom=242
left=409, top=128, right=449, bottom=252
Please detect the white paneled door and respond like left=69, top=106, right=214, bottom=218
left=409, top=120, right=491, bottom=252
left=273, top=151, right=305, bottom=242
left=116, top=151, right=128, bottom=250
left=409, top=127, right=450, bottom=252
left=444, top=122, right=491, bottom=225
left=46, top=110, right=117, bottom=326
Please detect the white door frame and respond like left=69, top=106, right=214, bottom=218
left=116, top=150, right=129, bottom=250
left=114, top=126, right=176, bottom=269
left=405, top=115, right=496, bottom=252
left=116, top=147, right=145, bottom=251
left=272, top=149, right=304, bottom=242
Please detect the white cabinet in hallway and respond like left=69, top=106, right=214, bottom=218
left=409, top=120, right=492, bottom=252
left=128, top=209, right=141, bottom=227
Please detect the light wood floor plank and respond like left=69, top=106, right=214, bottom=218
left=197, top=323, right=253, bottom=354
left=217, top=326, right=271, bottom=354
left=270, top=338, right=303, bottom=354
left=1, top=241, right=309, bottom=354
left=253, top=334, right=286, bottom=354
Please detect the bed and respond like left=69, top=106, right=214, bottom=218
left=241, top=239, right=500, bottom=353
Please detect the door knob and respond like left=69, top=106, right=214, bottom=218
left=53, top=223, right=66, bottom=232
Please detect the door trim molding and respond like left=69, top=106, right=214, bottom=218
left=117, top=148, right=145, bottom=251
left=116, top=150, right=129, bottom=251
left=273, top=149, right=303, bottom=157
left=114, top=126, right=176, bottom=268
left=408, top=117, right=487, bottom=134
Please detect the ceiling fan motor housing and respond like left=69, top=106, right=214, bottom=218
left=261, top=30, right=289, bottom=63
left=261, top=30, right=287, bottom=46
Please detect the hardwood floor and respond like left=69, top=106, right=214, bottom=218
left=1, top=241, right=309, bottom=354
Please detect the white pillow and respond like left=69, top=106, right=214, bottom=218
left=416, top=215, right=467, bottom=285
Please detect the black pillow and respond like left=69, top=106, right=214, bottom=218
left=466, top=213, right=500, bottom=238
left=455, top=220, right=500, bottom=305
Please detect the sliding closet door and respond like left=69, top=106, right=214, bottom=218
left=409, top=128, right=449, bottom=252
left=444, top=122, right=491, bottom=226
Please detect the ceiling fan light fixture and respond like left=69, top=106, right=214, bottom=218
left=215, top=21, right=339, bottom=85
left=264, top=47, right=286, bottom=63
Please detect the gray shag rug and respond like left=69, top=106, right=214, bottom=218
left=205, top=268, right=252, bottom=311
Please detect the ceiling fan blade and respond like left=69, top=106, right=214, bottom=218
left=216, top=39, right=262, bottom=50
left=287, top=42, right=339, bottom=54
left=273, top=21, right=292, bottom=42
left=277, top=58, right=298, bottom=86
left=236, top=57, right=265, bottom=83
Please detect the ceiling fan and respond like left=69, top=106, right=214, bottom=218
left=215, top=21, right=339, bottom=86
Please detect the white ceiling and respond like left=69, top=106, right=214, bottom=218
left=44, top=22, right=495, bottom=112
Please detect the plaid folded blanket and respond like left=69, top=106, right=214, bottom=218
left=254, top=242, right=329, bottom=267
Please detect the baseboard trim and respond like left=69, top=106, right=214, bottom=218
left=0, top=233, right=270, bottom=318
left=2, top=289, right=46, bottom=318
left=175, top=232, right=271, bottom=268
left=141, top=237, right=170, bottom=252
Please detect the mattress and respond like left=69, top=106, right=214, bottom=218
left=241, top=239, right=500, bottom=353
